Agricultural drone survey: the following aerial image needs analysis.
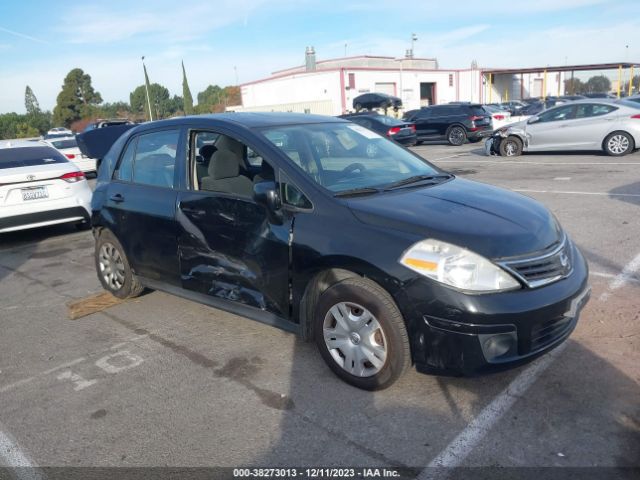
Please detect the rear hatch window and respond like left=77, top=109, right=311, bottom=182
left=49, top=138, right=78, bottom=149
left=468, top=105, right=488, bottom=116
left=0, top=147, right=68, bottom=169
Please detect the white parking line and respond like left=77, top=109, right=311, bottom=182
left=434, top=159, right=640, bottom=165
left=0, top=424, right=46, bottom=479
left=599, top=252, right=640, bottom=301
left=419, top=343, right=567, bottom=477
left=513, top=189, right=640, bottom=198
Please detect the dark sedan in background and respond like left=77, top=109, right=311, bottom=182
left=352, top=92, right=402, bottom=112
left=340, top=112, right=417, bottom=146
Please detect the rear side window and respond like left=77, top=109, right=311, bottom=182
left=0, top=146, right=67, bottom=169
left=115, top=139, right=137, bottom=181
left=574, top=104, right=617, bottom=119
left=132, top=130, right=180, bottom=188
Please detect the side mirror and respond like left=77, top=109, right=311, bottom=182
left=527, top=116, right=539, bottom=124
left=253, top=180, right=283, bottom=223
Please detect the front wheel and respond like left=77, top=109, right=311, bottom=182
left=604, top=132, right=634, bottom=156
left=95, top=230, right=144, bottom=299
left=447, top=126, right=467, bottom=146
left=499, top=136, right=523, bottom=157
left=314, top=277, right=410, bottom=390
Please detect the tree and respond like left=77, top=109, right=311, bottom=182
left=52, top=68, right=103, bottom=127
left=564, top=78, right=585, bottom=95
left=585, top=75, right=611, bottom=93
left=24, top=86, right=41, bottom=115
left=196, top=85, right=241, bottom=113
left=623, top=75, right=640, bottom=96
left=15, top=122, right=40, bottom=138
left=182, top=61, right=194, bottom=115
left=130, top=83, right=173, bottom=119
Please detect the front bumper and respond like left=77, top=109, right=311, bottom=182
left=396, top=242, right=590, bottom=375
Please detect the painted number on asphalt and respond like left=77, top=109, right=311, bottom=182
left=56, top=350, right=144, bottom=392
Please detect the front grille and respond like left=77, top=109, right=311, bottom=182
left=499, top=236, right=573, bottom=288
left=530, top=315, right=574, bottom=351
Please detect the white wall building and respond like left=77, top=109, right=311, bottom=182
left=235, top=51, right=482, bottom=115
left=233, top=50, right=630, bottom=114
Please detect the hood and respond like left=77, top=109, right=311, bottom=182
left=346, top=177, right=561, bottom=259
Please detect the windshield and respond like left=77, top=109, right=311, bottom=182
left=49, top=138, right=77, bottom=149
left=261, top=122, right=441, bottom=193
left=0, top=147, right=67, bottom=169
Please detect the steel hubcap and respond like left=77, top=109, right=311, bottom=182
left=608, top=135, right=629, bottom=154
left=323, top=302, right=388, bottom=377
left=98, top=242, right=125, bottom=290
left=505, top=141, right=516, bottom=156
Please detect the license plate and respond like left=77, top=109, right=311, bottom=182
left=22, top=186, right=49, bottom=201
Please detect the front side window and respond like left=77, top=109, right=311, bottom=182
left=262, top=123, right=441, bottom=194
left=537, top=105, right=574, bottom=123
left=131, top=129, right=180, bottom=188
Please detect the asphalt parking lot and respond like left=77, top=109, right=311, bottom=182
left=0, top=143, right=638, bottom=478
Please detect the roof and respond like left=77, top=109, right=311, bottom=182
left=271, top=55, right=438, bottom=75
left=131, top=112, right=346, bottom=131
left=482, top=62, right=640, bottom=75
left=0, top=139, right=45, bottom=149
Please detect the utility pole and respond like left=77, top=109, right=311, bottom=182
left=141, top=56, right=153, bottom=121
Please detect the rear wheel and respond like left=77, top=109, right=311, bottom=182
left=447, top=125, right=467, bottom=146
left=314, top=277, right=410, bottom=390
left=95, top=230, right=144, bottom=299
left=604, top=132, right=634, bottom=156
left=499, top=136, right=523, bottom=157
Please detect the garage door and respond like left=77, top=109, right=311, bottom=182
left=375, top=82, right=396, bottom=96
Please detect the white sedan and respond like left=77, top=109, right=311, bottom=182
left=44, top=136, right=97, bottom=173
left=0, top=140, right=92, bottom=233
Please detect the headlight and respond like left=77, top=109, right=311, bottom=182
left=399, top=239, right=520, bottom=292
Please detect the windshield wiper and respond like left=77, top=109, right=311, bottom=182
left=334, top=187, right=381, bottom=198
left=383, top=174, right=452, bottom=190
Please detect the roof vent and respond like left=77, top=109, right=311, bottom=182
left=305, top=46, right=316, bottom=71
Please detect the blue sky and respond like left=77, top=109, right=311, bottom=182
left=0, top=0, right=638, bottom=113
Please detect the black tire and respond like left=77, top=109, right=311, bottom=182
left=603, top=131, right=634, bottom=156
left=314, top=277, right=410, bottom=390
left=415, top=140, right=423, bottom=146
left=447, top=125, right=467, bottom=146
left=498, top=135, right=523, bottom=157
left=94, top=229, right=144, bottom=299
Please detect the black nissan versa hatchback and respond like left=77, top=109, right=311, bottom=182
left=91, top=112, right=590, bottom=390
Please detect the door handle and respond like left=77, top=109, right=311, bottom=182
left=109, top=193, right=124, bottom=203
left=181, top=207, right=206, bottom=216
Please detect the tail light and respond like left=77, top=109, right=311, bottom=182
left=64, top=153, right=76, bottom=159
left=60, top=171, right=85, bottom=183
left=410, top=124, right=416, bottom=132
left=631, top=114, right=640, bottom=119
left=494, top=115, right=505, bottom=120
left=469, top=115, right=485, bottom=121
left=387, top=126, right=401, bottom=136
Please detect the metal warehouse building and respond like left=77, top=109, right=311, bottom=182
left=233, top=48, right=638, bottom=115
